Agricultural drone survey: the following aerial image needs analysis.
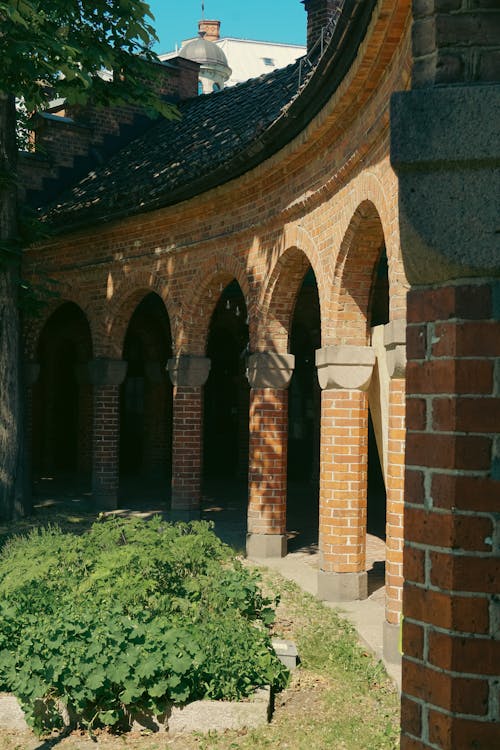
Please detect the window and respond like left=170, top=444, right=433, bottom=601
left=212, top=82, right=221, bottom=92
left=262, top=57, right=274, bottom=66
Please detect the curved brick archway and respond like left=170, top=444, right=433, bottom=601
left=180, top=253, right=253, bottom=356
left=103, top=273, right=175, bottom=359
left=25, top=290, right=96, bottom=362
left=330, top=199, right=387, bottom=346
left=258, top=228, right=325, bottom=354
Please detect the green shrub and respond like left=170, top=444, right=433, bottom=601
left=0, top=518, right=288, bottom=735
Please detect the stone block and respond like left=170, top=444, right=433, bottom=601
left=383, top=620, right=402, bottom=666
left=88, top=358, right=127, bottom=386
left=384, top=319, right=407, bottom=379
left=167, top=355, right=210, bottom=387
left=272, top=639, right=299, bottom=670
left=246, top=533, right=287, bottom=558
left=246, top=352, right=295, bottom=390
left=316, top=345, right=375, bottom=391
left=317, top=570, right=368, bottom=602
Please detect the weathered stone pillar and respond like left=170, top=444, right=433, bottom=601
left=246, top=352, right=294, bottom=558
left=316, top=345, right=375, bottom=601
left=88, top=358, right=127, bottom=510
left=383, top=319, right=406, bottom=664
left=167, top=355, right=210, bottom=518
left=392, top=74, right=500, bottom=747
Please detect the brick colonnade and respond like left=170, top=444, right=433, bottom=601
left=88, top=358, right=127, bottom=510
left=167, top=355, right=210, bottom=518
left=392, top=73, right=500, bottom=746
left=383, top=320, right=407, bottom=662
left=315, top=345, right=375, bottom=601
left=246, top=352, right=295, bottom=558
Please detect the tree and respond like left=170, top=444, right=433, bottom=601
left=0, top=0, right=174, bottom=521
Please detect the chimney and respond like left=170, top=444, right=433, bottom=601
left=198, top=19, right=221, bottom=41
left=302, top=0, right=342, bottom=53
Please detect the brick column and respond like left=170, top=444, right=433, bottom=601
left=316, top=345, right=375, bottom=601
left=167, top=355, right=210, bottom=519
left=246, top=352, right=294, bottom=559
left=88, top=358, right=127, bottom=510
left=383, top=320, right=406, bottom=664
left=392, top=72, right=499, bottom=748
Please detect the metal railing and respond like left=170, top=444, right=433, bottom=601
left=298, top=1, right=346, bottom=90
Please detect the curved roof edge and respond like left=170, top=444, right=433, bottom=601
left=49, top=0, right=377, bottom=234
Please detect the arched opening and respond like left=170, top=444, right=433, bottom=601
left=120, top=293, right=173, bottom=505
left=203, top=280, right=249, bottom=487
left=287, top=266, right=321, bottom=552
left=368, top=245, right=389, bottom=541
left=33, top=302, right=93, bottom=498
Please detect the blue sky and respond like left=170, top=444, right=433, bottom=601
left=147, top=1, right=307, bottom=53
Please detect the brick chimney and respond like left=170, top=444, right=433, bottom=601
left=302, top=0, right=342, bottom=53
left=198, top=19, right=221, bottom=41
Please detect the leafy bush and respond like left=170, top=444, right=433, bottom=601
left=0, top=518, right=288, bottom=735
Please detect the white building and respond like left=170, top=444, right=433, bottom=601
left=159, top=19, right=306, bottom=92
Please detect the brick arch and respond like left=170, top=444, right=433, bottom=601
left=181, top=253, right=252, bottom=355
left=257, top=226, right=325, bottom=354
left=25, top=290, right=95, bottom=361
left=329, top=199, right=389, bottom=346
left=104, top=272, right=174, bottom=358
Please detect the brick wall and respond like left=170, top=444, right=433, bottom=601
left=412, top=0, right=500, bottom=87
left=401, top=282, right=500, bottom=748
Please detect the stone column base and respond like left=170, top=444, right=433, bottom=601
left=246, top=533, right=287, bottom=559
left=92, top=492, right=118, bottom=511
left=317, top=570, right=368, bottom=602
left=383, top=620, right=402, bottom=665
left=169, top=508, right=201, bottom=523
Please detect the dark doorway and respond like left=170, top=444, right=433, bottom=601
left=203, top=281, right=249, bottom=481
left=287, top=267, right=321, bottom=551
left=120, top=293, right=173, bottom=503
left=33, top=302, right=93, bottom=496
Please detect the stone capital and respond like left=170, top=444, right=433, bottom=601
left=88, top=358, right=127, bottom=387
left=391, top=84, right=500, bottom=285
left=315, top=345, right=375, bottom=391
left=24, top=361, right=40, bottom=386
left=384, top=319, right=406, bottom=379
left=167, top=355, right=211, bottom=387
left=246, top=352, right=295, bottom=390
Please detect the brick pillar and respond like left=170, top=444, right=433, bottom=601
left=246, top=352, right=295, bottom=558
left=167, top=355, right=210, bottom=518
left=88, top=358, right=127, bottom=510
left=392, top=63, right=499, bottom=748
left=302, top=0, right=343, bottom=53
left=383, top=320, right=406, bottom=664
left=316, top=345, right=375, bottom=601
left=400, top=284, right=500, bottom=749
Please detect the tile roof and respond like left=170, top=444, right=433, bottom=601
left=44, top=59, right=302, bottom=228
